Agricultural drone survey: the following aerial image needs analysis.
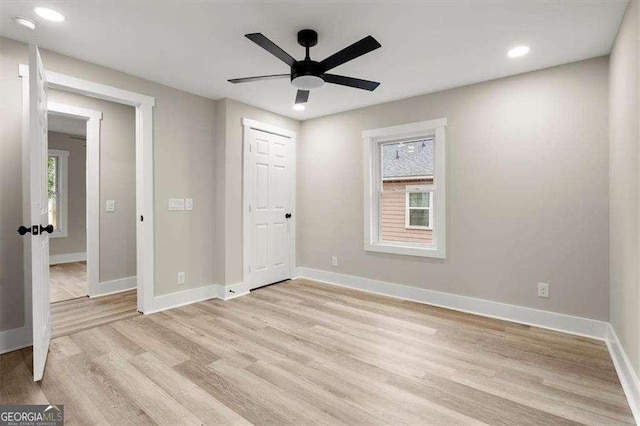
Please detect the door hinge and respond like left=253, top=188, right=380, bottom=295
left=248, top=205, right=252, bottom=213
left=249, top=144, right=252, bottom=153
left=248, top=265, right=251, bottom=273
left=140, top=215, right=144, bottom=222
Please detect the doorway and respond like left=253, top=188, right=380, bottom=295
left=242, top=118, right=297, bottom=290
left=47, top=114, right=88, bottom=303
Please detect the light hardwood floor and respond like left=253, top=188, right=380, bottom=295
left=1, top=279, right=634, bottom=425
left=50, top=261, right=87, bottom=303
left=52, top=289, right=139, bottom=338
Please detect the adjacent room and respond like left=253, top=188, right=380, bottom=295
left=0, top=1, right=638, bottom=424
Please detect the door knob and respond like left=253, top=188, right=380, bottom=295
left=285, top=213, right=292, bottom=219
left=17, top=225, right=31, bottom=236
left=40, top=224, right=54, bottom=234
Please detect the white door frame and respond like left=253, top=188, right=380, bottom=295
left=47, top=102, right=103, bottom=298
left=19, top=65, right=155, bottom=314
left=242, top=118, right=296, bottom=289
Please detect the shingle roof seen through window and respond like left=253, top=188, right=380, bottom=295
left=382, top=139, right=433, bottom=179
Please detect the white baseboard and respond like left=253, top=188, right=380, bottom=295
left=91, top=276, right=136, bottom=298
left=146, top=284, right=224, bottom=315
left=0, top=324, right=32, bottom=355
left=221, top=282, right=250, bottom=300
left=606, top=325, right=640, bottom=422
left=296, top=267, right=609, bottom=341
left=49, top=252, right=86, bottom=265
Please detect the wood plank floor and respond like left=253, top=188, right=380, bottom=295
left=50, top=261, right=88, bottom=303
left=51, top=289, right=139, bottom=338
left=1, top=279, right=634, bottom=425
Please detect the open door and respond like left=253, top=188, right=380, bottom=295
left=22, top=44, right=52, bottom=381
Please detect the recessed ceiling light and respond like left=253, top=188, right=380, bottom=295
left=507, top=45, right=530, bottom=58
left=13, top=16, right=37, bottom=30
left=34, top=7, right=65, bottom=22
left=293, top=104, right=305, bottom=111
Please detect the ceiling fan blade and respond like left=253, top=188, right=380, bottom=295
left=245, top=33, right=296, bottom=67
left=228, top=74, right=290, bottom=84
left=324, top=74, right=380, bottom=91
left=295, top=90, right=310, bottom=104
left=320, top=36, right=381, bottom=71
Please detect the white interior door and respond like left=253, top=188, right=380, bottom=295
left=27, top=44, right=51, bottom=381
left=246, top=128, right=293, bottom=290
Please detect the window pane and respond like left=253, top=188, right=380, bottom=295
left=47, top=156, right=58, bottom=229
left=380, top=192, right=433, bottom=244
left=409, top=192, right=429, bottom=207
left=409, top=209, right=429, bottom=227
left=381, top=139, right=434, bottom=181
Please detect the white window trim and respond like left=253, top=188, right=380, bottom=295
left=47, top=149, right=69, bottom=238
left=405, top=186, right=433, bottom=230
left=363, top=118, right=447, bottom=259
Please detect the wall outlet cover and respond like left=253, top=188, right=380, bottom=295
left=185, top=198, right=194, bottom=211
left=538, top=282, right=550, bottom=298
left=331, top=256, right=338, bottom=267
left=106, top=200, right=116, bottom=212
left=177, top=271, right=186, bottom=285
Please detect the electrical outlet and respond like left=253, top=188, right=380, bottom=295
left=538, top=282, right=550, bottom=298
left=177, top=271, right=186, bottom=285
left=331, top=256, right=338, bottom=267
left=105, top=200, right=116, bottom=212
left=185, top=198, right=194, bottom=211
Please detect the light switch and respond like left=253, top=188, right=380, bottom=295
left=185, top=198, right=193, bottom=211
left=168, top=198, right=185, bottom=211
left=106, top=200, right=116, bottom=212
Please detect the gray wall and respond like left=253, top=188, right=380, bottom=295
left=0, top=37, right=216, bottom=331
left=48, top=131, right=87, bottom=257
left=298, top=57, right=609, bottom=320
left=609, top=0, right=639, bottom=376
left=214, top=98, right=300, bottom=285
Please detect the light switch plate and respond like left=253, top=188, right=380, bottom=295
left=168, top=198, right=185, bottom=211
left=106, top=200, right=116, bottom=212
left=185, top=198, right=193, bottom=211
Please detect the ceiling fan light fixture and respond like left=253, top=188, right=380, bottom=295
left=292, top=103, right=306, bottom=111
left=291, top=75, right=325, bottom=90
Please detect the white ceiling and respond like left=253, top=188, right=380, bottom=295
left=48, top=114, right=86, bottom=137
left=0, top=1, right=629, bottom=120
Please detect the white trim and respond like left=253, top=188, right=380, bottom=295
left=21, top=64, right=155, bottom=314
left=606, top=325, right=640, bottom=422
left=47, top=102, right=102, bottom=299
left=242, top=118, right=297, bottom=290
left=19, top=65, right=155, bottom=107
left=296, top=267, right=609, bottom=340
left=93, top=276, right=137, bottom=298
left=222, top=282, right=250, bottom=301
left=49, top=252, right=86, bottom=265
left=363, top=118, right=447, bottom=259
left=146, top=284, right=223, bottom=315
left=0, top=325, right=32, bottom=355
left=47, top=149, right=69, bottom=238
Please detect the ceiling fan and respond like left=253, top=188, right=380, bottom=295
left=228, top=29, right=382, bottom=108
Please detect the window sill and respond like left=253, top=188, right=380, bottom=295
left=364, top=242, right=446, bottom=259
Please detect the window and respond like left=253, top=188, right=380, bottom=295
left=47, top=149, right=69, bottom=238
left=363, top=118, right=446, bottom=258
left=406, top=186, right=433, bottom=230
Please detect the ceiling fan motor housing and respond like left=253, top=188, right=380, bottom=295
left=291, top=60, right=325, bottom=90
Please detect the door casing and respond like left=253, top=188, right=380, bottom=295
left=242, top=118, right=297, bottom=290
